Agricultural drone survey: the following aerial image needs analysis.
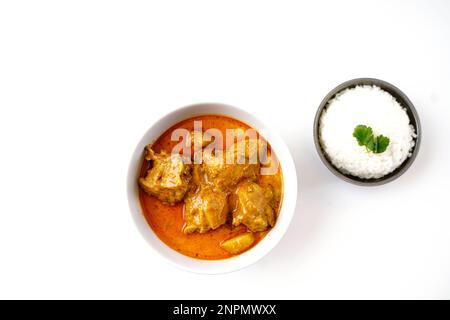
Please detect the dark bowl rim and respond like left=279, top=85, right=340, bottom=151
left=313, top=77, right=422, bottom=186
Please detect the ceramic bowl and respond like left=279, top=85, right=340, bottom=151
left=127, top=103, right=298, bottom=273
left=313, top=78, right=421, bottom=186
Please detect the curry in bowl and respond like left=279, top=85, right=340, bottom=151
left=138, top=115, right=283, bottom=260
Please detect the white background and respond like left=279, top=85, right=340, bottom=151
left=1, top=0, right=449, bottom=299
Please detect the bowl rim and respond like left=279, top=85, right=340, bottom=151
left=313, top=77, right=422, bottom=186
left=127, top=102, right=298, bottom=274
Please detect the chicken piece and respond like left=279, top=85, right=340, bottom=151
left=190, top=164, right=207, bottom=189
left=184, top=131, right=214, bottom=163
left=231, top=181, right=275, bottom=232
left=220, top=233, right=255, bottom=254
left=183, top=186, right=229, bottom=234
left=203, top=153, right=259, bottom=192
left=259, top=174, right=282, bottom=213
left=138, top=145, right=191, bottom=204
left=231, top=138, right=261, bottom=163
left=202, top=138, right=260, bottom=192
left=259, top=152, right=283, bottom=211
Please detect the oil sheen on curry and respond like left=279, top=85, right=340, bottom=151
left=138, top=115, right=283, bottom=260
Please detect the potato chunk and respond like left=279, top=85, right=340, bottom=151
left=220, top=233, right=255, bottom=254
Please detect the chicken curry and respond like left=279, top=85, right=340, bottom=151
left=138, top=115, right=283, bottom=260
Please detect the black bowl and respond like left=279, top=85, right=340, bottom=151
left=313, top=78, right=421, bottom=186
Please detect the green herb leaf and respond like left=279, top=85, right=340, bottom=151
left=353, top=125, right=390, bottom=154
left=353, top=125, right=373, bottom=146
left=374, top=135, right=390, bottom=153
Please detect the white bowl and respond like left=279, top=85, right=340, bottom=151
left=127, top=103, right=298, bottom=274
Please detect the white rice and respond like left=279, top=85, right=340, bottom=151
left=319, top=85, right=416, bottom=179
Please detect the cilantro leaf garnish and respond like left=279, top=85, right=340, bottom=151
left=374, top=134, right=390, bottom=153
left=353, top=125, right=373, bottom=147
left=353, top=125, right=390, bottom=154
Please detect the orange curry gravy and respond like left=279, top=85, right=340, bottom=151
left=138, top=115, right=283, bottom=260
